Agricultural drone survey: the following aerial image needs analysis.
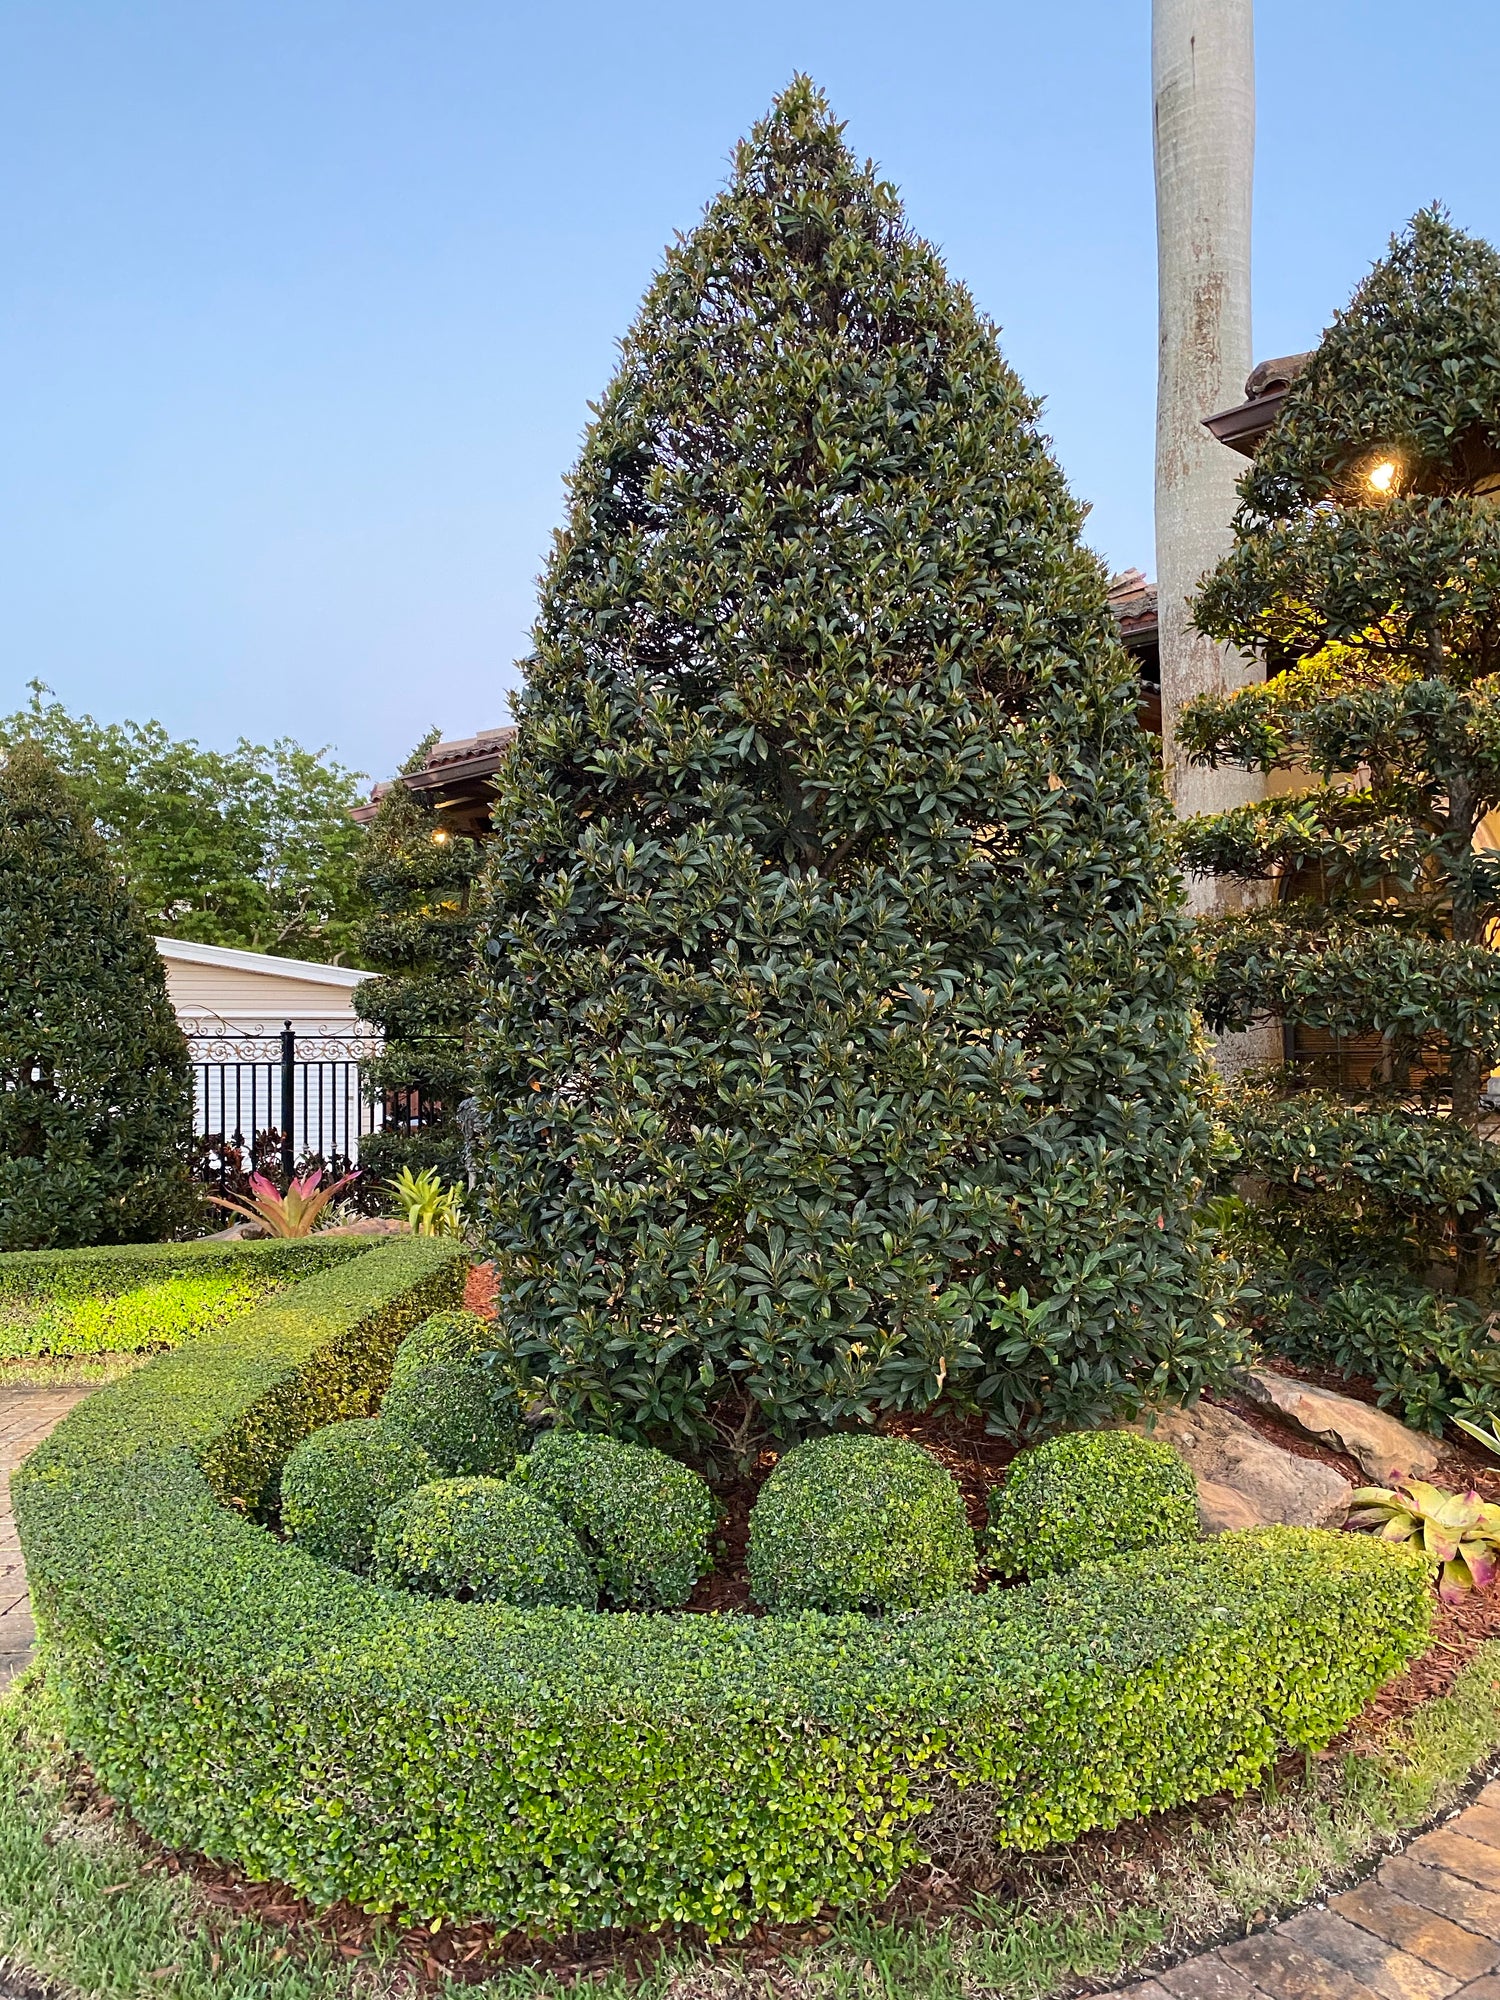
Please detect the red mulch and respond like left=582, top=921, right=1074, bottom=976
left=463, top=1261, right=497, bottom=1318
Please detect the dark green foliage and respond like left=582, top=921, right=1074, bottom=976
left=747, top=1433, right=976, bottom=1612
left=0, top=742, right=196, bottom=1250
left=281, top=1419, right=437, bottom=1571
left=986, top=1430, right=1200, bottom=1579
left=1256, top=1268, right=1500, bottom=1438
left=16, top=1240, right=1431, bottom=1938
left=373, top=1477, right=596, bottom=1607
left=355, top=750, right=485, bottom=1183
left=511, top=1429, right=716, bottom=1609
left=1183, top=210, right=1500, bottom=1316
left=473, top=81, right=1230, bottom=1455
left=379, top=1308, right=527, bottom=1476
left=0, top=683, right=370, bottom=963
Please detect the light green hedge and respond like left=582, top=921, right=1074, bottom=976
left=16, top=1242, right=1433, bottom=1940
left=0, top=1237, right=370, bottom=1305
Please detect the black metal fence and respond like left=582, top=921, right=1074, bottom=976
left=186, top=1025, right=384, bottom=1197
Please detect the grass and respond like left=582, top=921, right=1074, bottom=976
left=1, top=1642, right=1497, bottom=2000
left=0, top=1271, right=285, bottom=1363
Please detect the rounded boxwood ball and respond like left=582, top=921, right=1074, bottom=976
left=280, top=1419, right=436, bottom=1573
left=746, top=1434, right=977, bottom=1614
left=510, top=1430, right=717, bottom=1609
left=379, top=1308, right=526, bottom=1477
left=372, top=1477, right=597, bottom=1607
left=987, top=1429, right=1200, bottom=1579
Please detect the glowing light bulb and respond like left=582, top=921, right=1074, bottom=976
left=1368, top=460, right=1397, bottom=494
left=431, top=829, right=450, bottom=845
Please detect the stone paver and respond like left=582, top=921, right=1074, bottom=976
left=1126, top=1783, right=1500, bottom=2000
left=0, top=1385, right=91, bottom=1688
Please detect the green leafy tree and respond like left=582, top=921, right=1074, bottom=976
left=0, top=683, right=369, bottom=962
left=473, top=81, right=1231, bottom=1458
left=1181, top=211, right=1500, bottom=1423
left=353, top=735, right=483, bottom=1184
left=0, top=741, right=197, bottom=1248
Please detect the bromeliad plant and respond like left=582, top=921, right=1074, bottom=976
left=385, top=1165, right=466, bottom=1238
left=208, top=1168, right=358, bottom=1239
left=1346, top=1477, right=1500, bottom=1603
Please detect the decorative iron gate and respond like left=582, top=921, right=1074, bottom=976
left=185, top=1025, right=384, bottom=1194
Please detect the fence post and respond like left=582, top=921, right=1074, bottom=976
left=280, top=1022, right=296, bottom=1183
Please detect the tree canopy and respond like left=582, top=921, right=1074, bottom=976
left=474, top=81, right=1231, bottom=1458
left=0, top=683, right=369, bottom=963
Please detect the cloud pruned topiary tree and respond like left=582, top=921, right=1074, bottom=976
left=474, top=80, right=1232, bottom=1457
left=1181, top=210, right=1500, bottom=1429
left=354, top=736, right=484, bottom=1186
left=0, top=741, right=196, bottom=1249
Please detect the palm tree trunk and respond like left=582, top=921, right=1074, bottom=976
left=1153, top=0, right=1260, bottom=856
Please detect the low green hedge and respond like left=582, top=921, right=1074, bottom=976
left=987, top=1431, right=1201, bottom=1579
left=0, top=1236, right=369, bottom=1304
left=16, top=1243, right=1433, bottom=1941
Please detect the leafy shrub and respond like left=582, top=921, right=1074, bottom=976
left=472, top=81, right=1232, bottom=1453
left=16, top=1233, right=1432, bottom=1940
left=373, top=1477, right=596, bottom=1607
left=379, top=1309, right=525, bottom=1477
left=510, top=1430, right=716, bottom=1609
left=986, top=1430, right=1200, bottom=1580
left=0, top=741, right=196, bottom=1248
left=747, top=1434, right=977, bottom=1613
left=1261, top=1270, right=1500, bottom=1438
left=281, top=1419, right=437, bottom=1572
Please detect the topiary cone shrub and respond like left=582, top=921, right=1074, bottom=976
left=472, top=79, right=1234, bottom=1456
left=0, top=741, right=197, bottom=1249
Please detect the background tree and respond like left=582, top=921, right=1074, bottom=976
left=474, top=80, right=1232, bottom=1461
left=353, top=732, right=484, bottom=1185
left=0, top=741, right=197, bottom=1249
left=1181, top=210, right=1500, bottom=1433
left=0, top=683, right=369, bottom=963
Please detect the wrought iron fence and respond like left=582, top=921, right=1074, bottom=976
left=185, top=1025, right=385, bottom=1197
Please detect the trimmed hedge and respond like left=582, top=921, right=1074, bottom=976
left=16, top=1236, right=1432, bottom=1941
left=511, top=1430, right=716, bottom=1609
left=281, top=1420, right=437, bottom=1572
left=379, top=1310, right=527, bottom=1476
left=0, top=1236, right=368, bottom=1307
left=373, top=1477, right=597, bottom=1608
left=748, top=1435, right=977, bottom=1613
left=987, top=1431, right=1201, bottom=1579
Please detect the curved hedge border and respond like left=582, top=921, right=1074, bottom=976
left=17, top=1242, right=1433, bottom=1939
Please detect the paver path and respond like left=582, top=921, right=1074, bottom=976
left=1130, top=1779, right=1500, bottom=1999
left=0, top=1385, right=91, bottom=1688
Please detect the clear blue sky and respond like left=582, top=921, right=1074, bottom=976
left=3, top=2, right=1497, bottom=782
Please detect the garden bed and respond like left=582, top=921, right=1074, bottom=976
left=14, top=1243, right=1434, bottom=1944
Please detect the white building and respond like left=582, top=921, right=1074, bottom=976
left=155, top=938, right=380, bottom=1170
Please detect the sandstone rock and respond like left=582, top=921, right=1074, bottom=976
left=1135, top=1401, right=1353, bottom=1532
left=1236, top=1367, right=1440, bottom=1485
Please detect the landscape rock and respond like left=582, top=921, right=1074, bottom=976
left=1134, top=1401, right=1353, bottom=1532
left=1236, top=1367, right=1440, bottom=1485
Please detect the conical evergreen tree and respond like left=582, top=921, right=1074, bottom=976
left=1183, top=210, right=1500, bottom=1429
left=354, top=735, right=484, bottom=1184
left=0, top=741, right=195, bottom=1248
left=475, top=81, right=1230, bottom=1454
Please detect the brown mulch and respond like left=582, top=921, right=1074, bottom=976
left=463, top=1261, right=497, bottom=1319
